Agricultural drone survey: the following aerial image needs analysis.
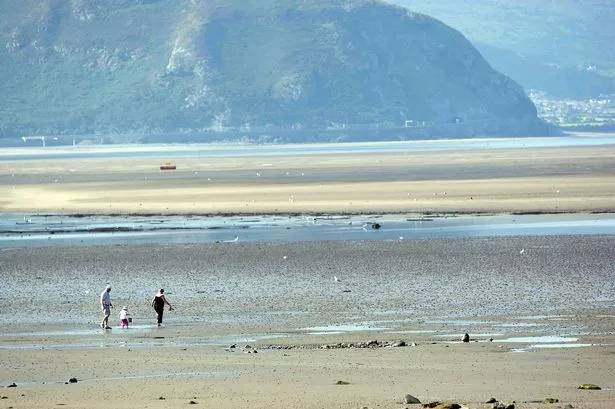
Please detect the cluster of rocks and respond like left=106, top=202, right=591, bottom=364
left=403, top=395, right=513, bottom=409
left=399, top=395, right=580, bottom=409
left=322, top=340, right=413, bottom=349
left=258, top=333, right=490, bottom=351
left=226, top=344, right=258, bottom=353
left=261, top=339, right=416, bottom=350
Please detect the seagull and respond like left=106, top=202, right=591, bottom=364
left=520, top=249, right=525, bottom=254
left=334, top=276, right=340, bottom=282
left=216, top=236, right=239, bottom=244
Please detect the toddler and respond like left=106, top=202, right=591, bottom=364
left=119, top=306, right=131, bottom=328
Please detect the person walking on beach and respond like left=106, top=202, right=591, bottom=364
left=100, top=285, right=113, bottom=329
left=151, top=288, right=173, bottom=327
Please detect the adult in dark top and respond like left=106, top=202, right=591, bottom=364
left=151, top=288, right=174, bottom=327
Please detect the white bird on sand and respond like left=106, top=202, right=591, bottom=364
left=334, top=276, right=340, bottom=282
left=216, top=236, right=239, bottom=244
left=520, top=249, right=525, bottom=254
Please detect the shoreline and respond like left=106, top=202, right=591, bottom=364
left=2, top=213, right=614, bottom=249
left=2, top=132, right=614, bottom=156
left=5, top=208, right=615, bottom=217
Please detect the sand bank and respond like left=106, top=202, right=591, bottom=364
left=1, top=144, right=614, bottom=215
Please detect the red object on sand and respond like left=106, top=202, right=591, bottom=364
left=160, top=162, right=176, bottom=170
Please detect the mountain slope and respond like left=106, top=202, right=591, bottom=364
left=0, top=0, right=547, bottom=141
left=389, top=0, right=615, bottom=98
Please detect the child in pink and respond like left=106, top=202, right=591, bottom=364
left=119, top=306, right=131, bottom=328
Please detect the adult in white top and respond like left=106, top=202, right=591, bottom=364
left=100, top=285, right=113, bottom=329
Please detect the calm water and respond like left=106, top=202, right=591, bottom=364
left=1, top=213, right=615, bottom=248
left=2, top=134, right=615, bottom=161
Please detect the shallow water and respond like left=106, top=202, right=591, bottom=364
left=1, top=213, right=614, bottom=248
left=3, top=135, right=615, bottom=161
left=498, top=335, right=579, bottom=343
left=1, top=321, right=606, bottom=352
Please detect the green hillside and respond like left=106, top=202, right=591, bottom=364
left=0, top=0, right=548, bottom=142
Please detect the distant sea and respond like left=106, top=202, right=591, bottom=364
left=2, top=134, right=615, bottom=162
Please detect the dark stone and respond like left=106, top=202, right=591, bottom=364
left=462, top=333, right=470, bottom=343
left=404, top=394, right=421, bottom=404
left=432, top=404, right=461, bottom=409
left=68, top=378, right=78, bottom=384
left=492, top=403, right=515, bottom=409
left=6, top=383, right=16, bottom=388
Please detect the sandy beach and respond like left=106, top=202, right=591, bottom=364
left=1, top=139, right=615, bottom=408
left=1, top=142, right=614, bottom=215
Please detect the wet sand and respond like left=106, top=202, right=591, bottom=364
left=2, top=236, right=615, bottom=408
